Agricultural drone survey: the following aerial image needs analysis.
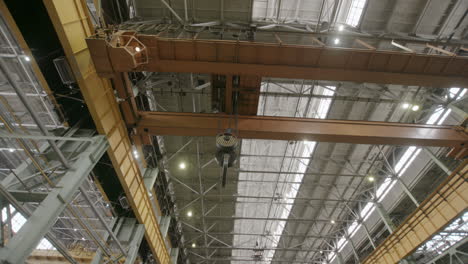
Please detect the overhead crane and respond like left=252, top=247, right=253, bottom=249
left=0, top=0, right=465, bottom=263
left=86, top=30, right=468, bottom=153
left=34, top=1, right=468, bottom=263
left=82, top=26, right=468, bottom=264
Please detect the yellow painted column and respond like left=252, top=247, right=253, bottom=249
left=42, top=0, right=170, bottom=262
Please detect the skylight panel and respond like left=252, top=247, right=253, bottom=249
left=233, top=84, right=335, bottom=264
left=360, top=202, right=375, bottom=221
left=263, top=140, right=317, bottom=260
left=448, top=87, right=466, bottom=99
left=330, top=88, right=466, bottom=262
left=36, top=238, right=55, bottom=250
left=397, top=148, right=421, bottom=177
left=376, top=178, right=396, bottom=202
left=240, top=86, right=465, bottom=263
left=394, top=146, right=418, bottom=174
left=337, top=237, right=347, bottom=250
left=306, top=86, right=335, bottom=118
left=345, top=0, right=367, bottom=27
left=347, top=221, right=360, bottom=237
left=426, top=107, right=445, bottom=125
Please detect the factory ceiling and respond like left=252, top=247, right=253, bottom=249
left=0, top=0, right=467, bottom=264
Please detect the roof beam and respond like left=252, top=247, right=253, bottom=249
left=411, top=0, right=432, bottom=34
left=125, top=22, right=468, bottom=47
left=137, top=112, right=468, bottom=147
left=8, top=190, right=48, bottom=203
left=160, top=0, right=184, bottom=23
left=87, top=33, right=468, bottom=87
left=184, top=231, right=342, bottom=240
left=190, top=246, right=332, bottom=252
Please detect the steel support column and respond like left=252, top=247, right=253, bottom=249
left=123, top=223, right=145, bottom=264
left=79, top=185, right=127, bottom=255
left=423, top=148, right=452, bottom=175
left=447, top=103, right=468, bottom=120
left=170, top=248, right=179, bottom=264
left=361, top=220, right=377, bottom=249
left=375, top=202, right=416, bottom=264
left=344, top=232, right=361, bottom=264
left=0, top=136, right=108, bottom=264
left=336, top=250, right=344, bottom=264
left=143, top=167, right=159, bottom=191
left=90, top=218, right=118, bottom=264
left=397, top=177, right=420, bottom=207
left=160, top=215, right=171, bottom=238
left=375, top=201, right=396, bottom=231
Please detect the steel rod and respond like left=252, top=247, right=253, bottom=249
left=0, top=58, right=70, bottom=169
left=78, top=186, right=127, bottom=256
left=0, top=132, right=95, bottom=142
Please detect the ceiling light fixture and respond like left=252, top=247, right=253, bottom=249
left=402, top=103, right=410, bottom=109
left=179, top=162, right=186, bottom=169
left=331, top=220, right=336, bottom=224
left=24, top=56, right=30, bottom=62
left=334, top=38, right=340, bottom=45
left=8, top=148, right=15, bottom=153
left=368, top=176, right=375, bottom=182
left=338, top=25, right=344, bottom=31
left=135, top=46, right=141, bottom=52
left=187, top=210, right=193, bottom=217
left=191, top=243, right=196, bottom=248
left=411, top=105, right=420, bottom=111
